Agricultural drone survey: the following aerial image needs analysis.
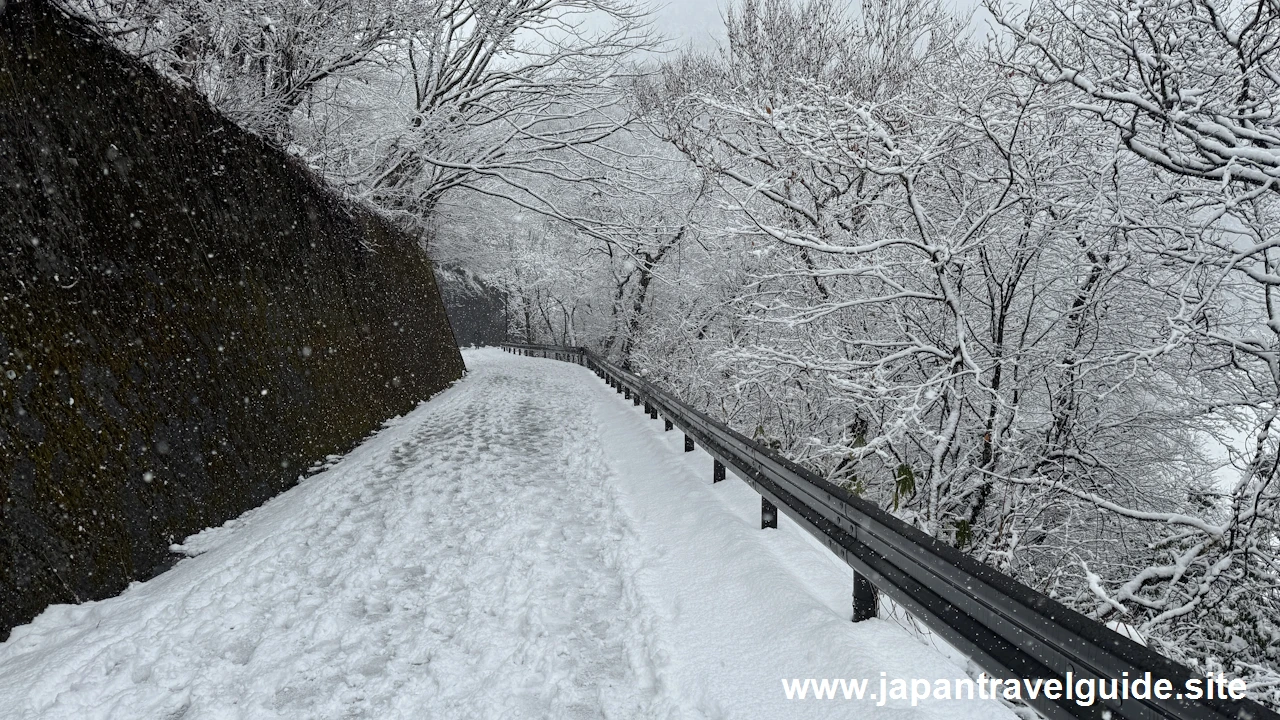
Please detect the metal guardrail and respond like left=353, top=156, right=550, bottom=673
left=502, top=342, right=1276, bottom=720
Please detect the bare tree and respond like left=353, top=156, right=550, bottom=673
left=67, top=0, right=659, bottom=240
left=992, top=0, right=1280, bottom=693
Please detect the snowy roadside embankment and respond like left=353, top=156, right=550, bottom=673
left=0, top=348, right=1015, bottom=720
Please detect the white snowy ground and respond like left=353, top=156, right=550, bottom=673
left=0, top=348, right=1017, bottom=720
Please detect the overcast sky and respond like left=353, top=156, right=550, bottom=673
left=650, top=0, right=729, bottom=48
left=649, top=0, right=995, bottom=49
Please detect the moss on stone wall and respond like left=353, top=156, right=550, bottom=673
left=0, top=0, right=466, bottom=638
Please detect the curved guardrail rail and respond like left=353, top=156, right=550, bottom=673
left=502, top=342, right=1276, bottom=720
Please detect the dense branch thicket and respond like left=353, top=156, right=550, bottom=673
left=62, top=0, right=654, bottom=237
left=63, top=0, right=1280, bottom=705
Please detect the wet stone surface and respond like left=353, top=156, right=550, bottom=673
left=0, top=1, right=464, bottom=638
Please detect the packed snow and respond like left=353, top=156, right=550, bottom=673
left=0, top=348, right=1016, bottom=720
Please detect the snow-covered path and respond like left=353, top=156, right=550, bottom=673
left=0, top=349, right=1015, bottom=720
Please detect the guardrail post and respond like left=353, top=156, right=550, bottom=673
left=648, top=405, right=658, bottom=420
left=713, top=460, right=725, bottom=483
left=684, top=435, right=694, bottom=452
left=761, top=497, right=777, bottom=529
left=633, top=393, right=641, bottom=407
left=664, top=419, right=673, bottom=432
left=852, top=571, right=878, bottom=622
left=624, top=387, right=631, bottom=400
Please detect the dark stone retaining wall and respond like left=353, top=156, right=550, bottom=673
left=0, top=0, right=465, bottom=638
